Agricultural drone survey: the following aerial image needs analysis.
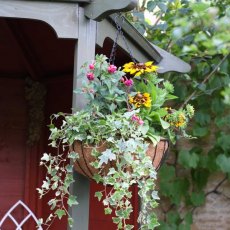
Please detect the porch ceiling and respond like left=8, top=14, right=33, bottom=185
left=0, top=17, right=75, bottom=80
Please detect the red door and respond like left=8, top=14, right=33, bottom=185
left=0, top=78, right=40, bottom=229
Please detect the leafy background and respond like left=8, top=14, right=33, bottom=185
left=126, top=0, right=230, bottom=229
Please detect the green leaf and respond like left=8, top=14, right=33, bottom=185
left=147, top=1, right=157, bottom=11
left=191, top=169, right=209, bottom=190
left=55, top=209, right=66, bottom=220
left=216, top=154, right=230, bottom=174
left=178, top=150, right=199, bottom=169
left=192, top=125, right=209, bottom=137
left=191, top=2, right=210, bottom=12
left=184, top=212, right=193, bottom=225
left=171, top=179, right=190, bottom=205
left=150, top=112, right=170, bottom=129
left=147, top=213, right=159, bottom=229
left=195, top=111, right=211, bottom=125
left=158, top=222, right=177, bottom=230
left=178, top=223, right=191, bottom=230
left=65, top=164, right=73, bottom=173
left=67, top=195, right=78, bottom=207
left=95, top=191, right=103, bottom=201
left=68, top=218, right=74, bottom=227
left=166, top=211, right=180, bottom=225
left=68, top=151, right=79, bottom=160
left=217, top=134, right=230, bottom=152
left=190, top=192, right=205, bottom=206
left=157, top=2, right=168, bottom=13
left=159, top=165, right=176, bottom=182
left=104, top=207, right=112, bottom=215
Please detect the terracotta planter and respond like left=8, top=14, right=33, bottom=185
left=72, top=139, right=169, bottom=180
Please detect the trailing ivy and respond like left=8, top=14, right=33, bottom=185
left=127, top=0, right=230, bottom=228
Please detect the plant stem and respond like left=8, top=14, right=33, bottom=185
left=180, top=53, right=229, bottom=109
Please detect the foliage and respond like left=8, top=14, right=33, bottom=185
left=38, top=54, right=194, bottom=229
left=126, top=0, right=230, bottom=228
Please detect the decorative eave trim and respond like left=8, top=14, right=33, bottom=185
left=84, top=0, right=137, bottom=21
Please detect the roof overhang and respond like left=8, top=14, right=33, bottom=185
left=97, top=14, right=191, bottom=73
left=0, top=0, right=191, bottom=73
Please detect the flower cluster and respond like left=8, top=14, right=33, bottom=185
left=79, top=54, right=194, bottom=142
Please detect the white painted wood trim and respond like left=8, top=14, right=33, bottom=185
left=0, top=200, right=42, bottom=229
left=0, top=0, right=79, bottom=39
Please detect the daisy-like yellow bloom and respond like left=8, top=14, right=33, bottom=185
left=175, top=113, right=186, bottom=127
left=129, top=92, right=151, bottom=108
left=123, top=61, right=158, bottom=77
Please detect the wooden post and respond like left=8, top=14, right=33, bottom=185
left=70, top=6, right=96, bottom=230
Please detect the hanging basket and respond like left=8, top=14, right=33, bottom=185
left=72, top=139, right=169, bottom=180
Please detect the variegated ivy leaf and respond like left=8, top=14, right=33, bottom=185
left=67, top=195, right=78, bottom=207
left=41, top=153, right=50, bottom=162
left=55, top=209, right=66, bottom=220
left=98, top=149, right=116, bottom=167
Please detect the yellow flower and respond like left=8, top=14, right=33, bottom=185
left=165, top=110, right=187, bottom=128
left=175, top=113, right=186, bottom=127
left=123, top=61, right=158, bottom=77
left=129, top=92, right=151, bottom=108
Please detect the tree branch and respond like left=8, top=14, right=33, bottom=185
left=180, top=53, right=229, bottom=109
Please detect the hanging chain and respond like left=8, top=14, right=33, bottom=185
left=109, top=14, right=136, bottom=64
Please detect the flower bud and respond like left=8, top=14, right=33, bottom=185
left=108, top=65, right=117, bottom=74
left=87, top=72, right=94, bottom=81
left=124, top=79, right=133, bottom=87
left=89, top=63, right=95, bottom=70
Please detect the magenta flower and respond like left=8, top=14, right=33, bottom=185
left=108, top=65, right=117, bottom=74
left=124, top=79, right=133, bottom=87
left=89, top=63, right=95, bottom=70
left=87, top=72, right=94, bottom=81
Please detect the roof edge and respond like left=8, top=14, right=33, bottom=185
left=108, top=14, right=163, bottom=63
left=84, top=0, right=137, bottom=21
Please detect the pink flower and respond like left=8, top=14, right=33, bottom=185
left=131, top=114, right=139, bottom=121
left=138, top=119, right=144, bottom=125
left=89, top=63, right=95, bottom=70
left=87, top=72, right=94, bottom=81
left=120, top=77, right=125, bottom=83
left=131, top=114, right=144, bottom=125
left=108, top=65, right=117, bottom=74
left=124, top=79, right=133, bottom=87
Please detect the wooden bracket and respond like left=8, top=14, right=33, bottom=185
left=84, top=0, right=137, bottom=21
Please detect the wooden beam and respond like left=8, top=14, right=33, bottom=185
left=84, top=0, right=137, bottom=21
left=1, top=19, right=44, bottom=80
left=48, top=0, right=91, bottom=2
left=69, top=6, right=97, bottom=230
left=0, top=0, right=79, bottom=39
